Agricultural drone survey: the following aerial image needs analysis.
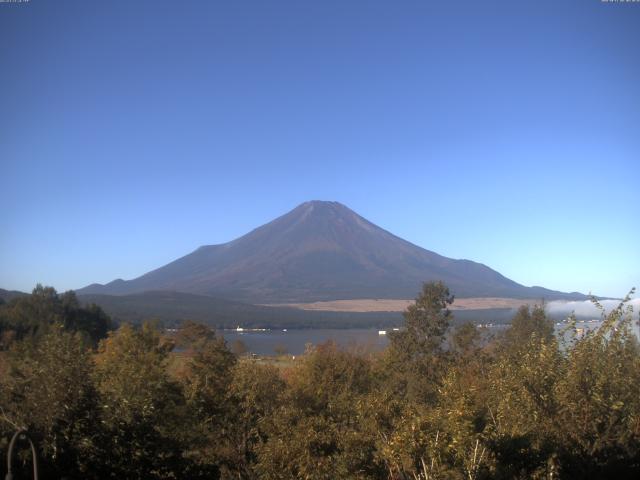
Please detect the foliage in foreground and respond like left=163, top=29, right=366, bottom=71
left=1, top=283, right=639, bottom=479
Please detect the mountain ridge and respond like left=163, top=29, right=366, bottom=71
left=77, top=201, right=587, bottom=302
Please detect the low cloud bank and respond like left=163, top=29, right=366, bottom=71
left=546, top=298, right=640, bottom=319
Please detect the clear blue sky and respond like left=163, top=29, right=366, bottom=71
left=1, top=0, right=638, bottom=298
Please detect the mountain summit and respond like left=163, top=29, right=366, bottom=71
left=77, top=201, right=584, bottom=302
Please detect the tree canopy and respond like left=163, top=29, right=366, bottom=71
left=1, top=282, right=639, bottom=479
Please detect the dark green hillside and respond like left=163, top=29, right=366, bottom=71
left=0, top=285, right=112, bottom=347
left=78, top=290, right=403, bottom=329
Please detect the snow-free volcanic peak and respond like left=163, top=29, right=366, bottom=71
left=77, top=201, right=586, bottom=303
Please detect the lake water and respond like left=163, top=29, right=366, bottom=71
left=220, top=320, right=621, bottom=356
left=221, top=328, right=391, bottom=355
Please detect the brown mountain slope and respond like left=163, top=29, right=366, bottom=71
left=77, top=201, right=586, bottom=303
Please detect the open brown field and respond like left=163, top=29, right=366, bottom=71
left=265, top=297, right=539, bottom=312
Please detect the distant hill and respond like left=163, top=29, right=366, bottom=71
left=0, top=288, right=28, bottom=303
left=77, top=200, right=587, bottom=303
left=1, top=288, right=584, bottom=330
left=77, top=291, right=402, bottom=329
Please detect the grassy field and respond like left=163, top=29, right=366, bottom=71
left=265, top=297, right=539, bottom=312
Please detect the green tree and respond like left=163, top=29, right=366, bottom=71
left=92, top=322, right=192, bottom=479
left=384, top=281, right=454, bottom=403
left=501, top=304, right=554, bottom=354
left=175, top=319, right=217, bottom=350
left=257, top=342, right=383, bottom=480
left=451, top=322, right=483, bottom=359
left=0, top=285, right=111, bottom=348
left=486, top=333, right=562, bottom=478
left=223, top=361, right=286, bottom=479
left=1, top=285, right=62, bottom=340
left=552, top=292, right=640, bottom=478
left=0, top=324, right=99, bottom=478
left=181, top=324, right=237, bottom=473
